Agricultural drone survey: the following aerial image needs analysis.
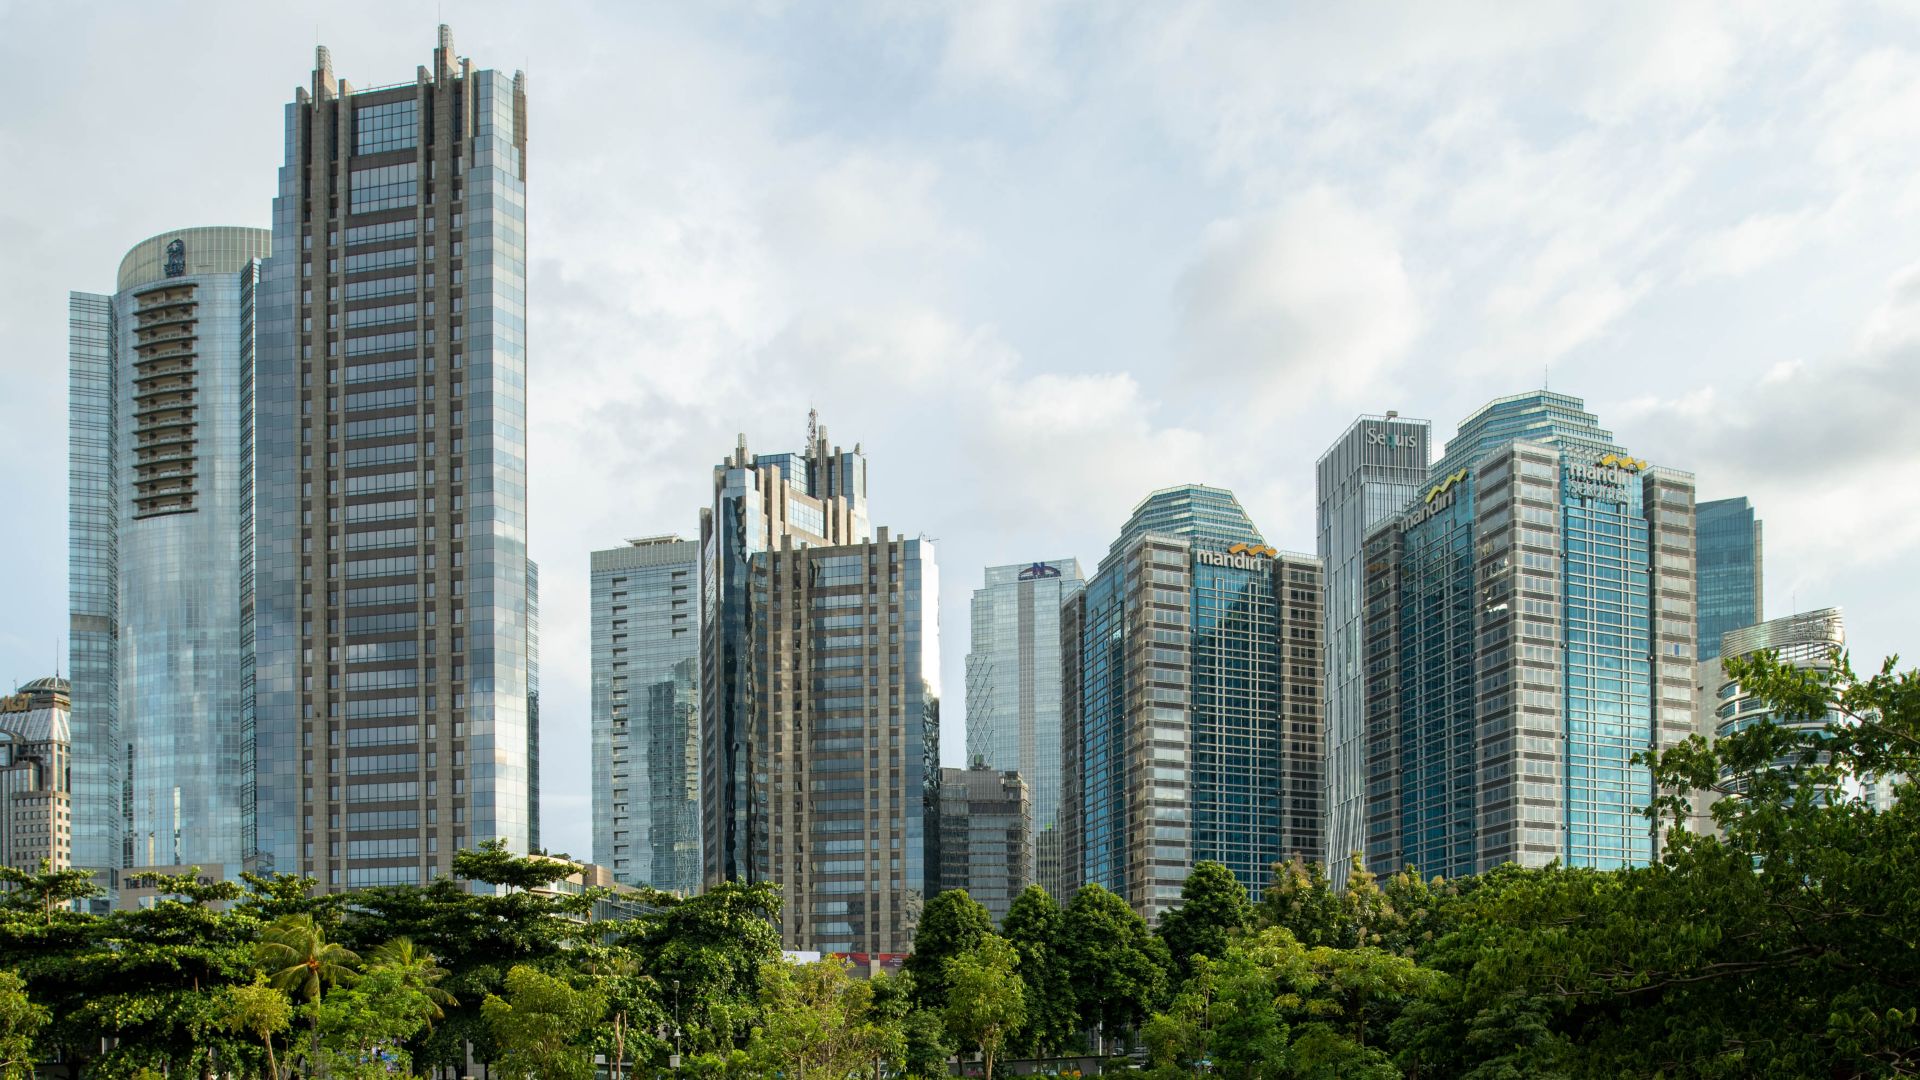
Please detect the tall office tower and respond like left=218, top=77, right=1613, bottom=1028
left=251, top=28, right=534, bottom=888
left=699, top=418, right=870, bottom=886
left=749, top=529, right=940, bottom=955
left=590, top=536, right=700, bottom=894
left=70, top=228, right=272, bottom=891
left=964, top=559, right=1083, bottom=899
left=1061, top=485, right=1324, bottom=922
left=1695, top=497, right=1764, bottom=660
left=0, top=679, right=74, bottom=873
left=1361, top=392, right=1696, bottom=878
left=937, top=763, right=1032, bottom=926
left=1316, top=413, right=1429, bottom=886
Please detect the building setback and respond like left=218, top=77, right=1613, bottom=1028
left=1315, top=413, right=1429, bottom=886
left=251, top=27, right=536, bottom=887
left=70, top=227, right=271, bottom=891
left=1694, top=497, right=1764, bottom=661
left=590, top=536, right=700, bottom=894
left=0, top=679, right=74, bottom=874
left=964, top=559, right=1082, bottom=900
left=1362, top=392, right=1697, bottom=878
left=937, top=764, right=1032, bottom=926
left=749, top=530, right=940, bottom=955
left=1061, top=485, right=1323, bottom=922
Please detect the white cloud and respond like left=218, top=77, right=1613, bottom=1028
left=1174, top=187, right=1419, bottom=405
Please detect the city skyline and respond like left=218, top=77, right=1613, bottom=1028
left=6, top=5, right=1920, bottom=863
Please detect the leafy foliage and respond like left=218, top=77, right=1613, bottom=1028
left=0, top=649, right=1912, bottom=1078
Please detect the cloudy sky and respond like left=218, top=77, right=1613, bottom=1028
left=4, top=1, right=1919, bottom=861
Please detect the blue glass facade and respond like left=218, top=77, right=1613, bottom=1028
left=1063, top=486, right=1322, bottom=921
left=69, top=228, right=271, bottom=887
left=1363, top=393, right=1696, bottom=877
left=591, top=538, right=700, bottom=893
left=964, top=558, right=1083, bottom=896
left=67, top=291, right=120, bottom=890
left=1694, top=497, right=1763, bottom=660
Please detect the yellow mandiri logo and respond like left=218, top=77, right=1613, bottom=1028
left=1424, top=469, right=1468, bottom=504
left=1597, top=453, right=1648, bottom=472
left=1227, top=542, right=1279, bottom=558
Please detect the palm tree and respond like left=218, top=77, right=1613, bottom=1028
left=366, top=937, right=458, bottom=1029
left=255, top=913, right=359, bottom=1071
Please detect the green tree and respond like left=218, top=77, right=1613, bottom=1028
left=364, top=937, right=457, bottom=1028
left=257, top=912, right=360, bottom=1071
left=903, top=889, right=994, bottom=1012
left=747, top=958, right=904, bottom=1078
left=1414, top=651, right=1920, bottom=1076
left=257, top=913, right=361, bottom=1006
left=216, top=980, right=293, bottom=1080
left=1156, top=861, right=1251, bottom=985
left=1255, top=856, right=1350, bottom=948
left=0, top=859, right=101, bottom=925
left=0, top=971, right=47, bottom=1080
left=481, top=965, right=607, bottom=1080
left=1060, top=884, right=1169, bottom=1053
left=868, top=971, right=951, bottom=1079
left=942, top=936, right=1026, bottom=1079
left=455, top=839, right=581, bottom=894
left=57, top=869, right=262, bottom=1079
left=627, top=880, right=782, bottom=1058
left=999, top=885, right=1076, bottom=1057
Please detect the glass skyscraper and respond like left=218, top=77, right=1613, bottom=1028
left=699, top=417, right=869, bottom=886
left=591, top=536, right=700, bottom=894
left=1694, top=497, right=1763, bottom=660
left=69, top=227, right=272, bottom=889
left=252, top=27, right=535, bottom=887
left=1315, top=413, right=1429, bottom=885
left=937, top=764, right=1032, bottom=926
left=1362, top=392, right=1697, bottom=877
left=1061, top=485, right=1323, bottom=921
left=748, top=531, right=940, bottom=955
left=964, top=558, right=1083, bottom=898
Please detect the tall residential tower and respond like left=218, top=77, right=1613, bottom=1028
left=1315, top=413, right=1429, bottom=885
left=252, top=28, right=535, bottom=887
left=964, top=558, right=1083, bottom=898
left=70, top=227, right=272, bottom=889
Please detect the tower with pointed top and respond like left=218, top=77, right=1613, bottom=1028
left=251, top=26, right=535, bottom=888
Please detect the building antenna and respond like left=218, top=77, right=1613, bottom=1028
left=1544, top=364, right=1550, bottom=391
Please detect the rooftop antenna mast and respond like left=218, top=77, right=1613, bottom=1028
left=807, top=407, right=819, bottom=450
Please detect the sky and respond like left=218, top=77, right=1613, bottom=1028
left=4, top=1, right=1920, bottom=864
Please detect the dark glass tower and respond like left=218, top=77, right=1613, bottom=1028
left=1694, top=497, right=1763, bottom=659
